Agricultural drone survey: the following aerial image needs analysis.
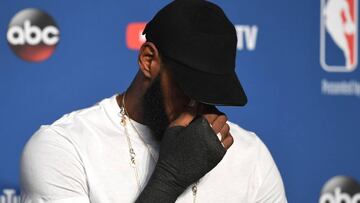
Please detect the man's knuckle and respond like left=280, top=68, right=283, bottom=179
left=219, top=115, right=226, bottom=121
left=220, top=123, right=230, bottom=133
left=224, top=123, right=230, bottom=130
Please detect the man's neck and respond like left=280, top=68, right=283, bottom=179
left=116, top=72, right=147, bottom=125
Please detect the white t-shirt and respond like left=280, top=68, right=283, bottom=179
left=20, top=93, right=287, bottom=203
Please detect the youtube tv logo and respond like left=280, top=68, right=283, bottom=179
left=126, top=22, right=146, bottom=50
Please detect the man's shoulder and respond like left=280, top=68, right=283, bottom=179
left=51, top=98, right=106, bottom=129
left=227, top=120, right=260, bottom=149
left=226, top=120, right=276, bottom=170
left=24, top=95, right=116, bottom=155
left=46, top=95, right=117, bottom=136
left=21, top=98, right=108, bottom=178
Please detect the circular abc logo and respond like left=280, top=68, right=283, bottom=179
left=7, top=8, right=60, bottom=62
left=319, top=176, right=360, bottom=203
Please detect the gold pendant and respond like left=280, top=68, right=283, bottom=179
left=120, top=106, right=126, bottom=126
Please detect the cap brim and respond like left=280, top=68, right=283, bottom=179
left=168, top=59, right=247, bottom=106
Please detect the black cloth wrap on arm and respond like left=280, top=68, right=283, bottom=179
left=136, top=116, right=227, bottom=203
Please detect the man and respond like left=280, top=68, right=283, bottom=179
left=21, top=0, right=287, bottom=202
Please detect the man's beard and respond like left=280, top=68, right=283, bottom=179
left=142, top=76, right=170, bottom=141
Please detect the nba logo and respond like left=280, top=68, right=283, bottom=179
left=320, top=0, right=358, bottom=72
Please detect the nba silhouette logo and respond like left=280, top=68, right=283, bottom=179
left=320, top=0, right=358, bottom=72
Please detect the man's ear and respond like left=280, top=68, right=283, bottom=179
left=138, top=42, right=161, bottom=80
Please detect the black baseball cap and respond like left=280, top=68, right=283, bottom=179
left=142, top=0, right=247, bottom=106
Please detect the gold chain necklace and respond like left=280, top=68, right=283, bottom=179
left=118, top=92, right=199, bottom=202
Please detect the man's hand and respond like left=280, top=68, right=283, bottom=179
left=169, top=102, right=233, bottom=149
left=198, top=103, right=234, bottom=149
left=136, top=102, right=232, bottom=203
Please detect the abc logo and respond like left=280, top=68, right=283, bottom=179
left=7, top=8, right=60, bottom=62
left=319, top=176, right=360, bottom=203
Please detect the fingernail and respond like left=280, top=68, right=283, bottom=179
left=217, top=132, right=222, bottom=141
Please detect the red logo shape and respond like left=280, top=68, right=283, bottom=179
left=126, top=22, right=147, bottom=50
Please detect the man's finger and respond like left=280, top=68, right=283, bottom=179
left=221, top=132, right=234, bottom=149
left=199, top=103, right=223, bottom=126
left=203, top=114, right=217, bottom=125
left=211, top=114, right=228, bottom=134
left=219, top=123, right=230, bottom=142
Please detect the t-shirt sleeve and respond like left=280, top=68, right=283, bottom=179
left=252, top=135, right=288, bottom=203
left=20, top=126, right=90, bottom=203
